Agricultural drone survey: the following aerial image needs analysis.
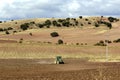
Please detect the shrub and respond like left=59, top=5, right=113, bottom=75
left=58, top=19, right=65, bottom=23
left=95, top=23, right=99, bottom=27
left=30, top=21, right=35, bottom=24
left=79, top=16, right=83, bottom=19
left=5, top=30, right=10, bottom=34
left=44, top=20, right=51, bottom=26
left=76, top=43, right=79, bottom=45
left=38, top=24, right=44, bottom=28
left=8, top=27, right=13, bottom=30
left=88, top=22, right=91, bottom=24
left=105, top=40, right=112, bottom=43
left=0, top=21, right=2, bottom=23
left=0, top=28, right=3, bottom=32
left=75, top=21, right=78, bottom=26
left=66, top=18, right=70, bottom=21
left=56, top=24, right=61, bottom=27
left=50, top=32, right=59, bottom=37
left=85, top=19, right=88, bottom=21
left=52, top=20, right=58, bottom=26
left=106, top=22, right=112, bottom=29
left=81, top=24, right=84, bottom=26
left=13, top=31, right=17, bottom=33
left=19, top=38, right=23, bottom=43
left=58, top=39, right=63, bottom=44
left=62, top=21, right=70, bottom=27
left=29, top=33, right=32, bottom=36
left=94, top=40, right=106, bottom=46
left=20, top=23, right=29, bottom=30
left=113, top=38, right=120, bottom=43
left=108, top=17, right=118, bottom=22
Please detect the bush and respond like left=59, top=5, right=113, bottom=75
left=76, top=43, right=79, bottom=45
left=75, top=21, right=78, bottom=26
left=66, top=18, right=70, bottom=21
left=81, top=24, right=84, bottom=26
left=58, top=39, right=63, bottom=44
left=108, top=17, right=118, bottom=22
left=88, top=22, right=91, bottom=24
left=44, top=20, right=51, bottom=26
left=94, top=40, right=106, bottom=46
left=56, top=24, right=61, bottom=27
left=38, top=24, right=44, bottom=28
left=13, top=31, right=17, bottom=33
left=106, top=22, right=112, bottom=29
left=8, top=27, right=13, bottom=30
left=50, top=32, right=59, bottom=37
left=58, top=19, right=65, bottom=23
left=0, top=21, right=2, bottom=23
left=30, top=21, right=35, bottom=24
left=79, top=16, right=82, bottom=19
left=20, top=23, right=29, bottom=30
left=95, top=23, right=99, bottom=27
left=85, top=19, right=88, bottom=21
left=5, top=30, right=10, bottom=34
left=29, top=33, right=32, bottom=36
left=52, top=20, right=58, bottom=26
left=62, top=21, right=70, bottom=27
left=19, top=38, right=23, bottom=43
left=0, top=28, right=3, bottom=32
left=113, top=38, right=120, bottom=43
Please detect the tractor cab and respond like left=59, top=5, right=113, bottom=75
left=55, top=56, right=64, bottom=64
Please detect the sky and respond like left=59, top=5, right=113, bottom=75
left=0, top=0, right=120, bottom=21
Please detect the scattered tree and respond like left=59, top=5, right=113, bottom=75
left=0, top=28, right=3, bottom=32
left=50, top=32, right=59, bottom=37
left=5, top=30, right=10, bottom=34
left=95, top=23, right=99, bottom=27
left=58, top=39, right=63, bottom=44
left=29, top=33, right=32, bottom=36
left=79, top=16, right=83, bottom=19
left=20, top=23, right=29, bottom=30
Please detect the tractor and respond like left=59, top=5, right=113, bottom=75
left=55, top=56, right=64, bottom=64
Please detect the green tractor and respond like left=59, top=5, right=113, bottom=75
left=55, top=56, right=64, bottom=64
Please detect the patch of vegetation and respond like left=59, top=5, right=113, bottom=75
left=0, top=28, right=4, bottom=32
left=95, top=23, right=99, bottom=27
left=38, top=24, right=44, bottom=28
left=20, top=23, right=29, bottom=30
left=85, top=19, right=88, bottom=21
left=113, top=38, right=120, bottom=43
left=108, top=17, right=119, bottom=22
left=13, top=31, right=17, bottom=34
left=58, top=39, right=63, bottom=44
left=94, top=40, right=106, bottom=46
left=5, top=30, right=10, bottom=34
left=62, top=21, right=70, bottom=27
left=50, top=32, right=59, bottom=37
left=29, top=33, right=32, bottom=36
left=7, top=27, right=13, bottom=30
left=44, top=20, right=51, bottom=26
left=19, top=38, right=23, bottom=43
left=79, top=16, right=83, bottom=19
left=0, top=21, right=2, bottom=23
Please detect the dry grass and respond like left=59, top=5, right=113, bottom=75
left=0, top=42, right=119, bottom=62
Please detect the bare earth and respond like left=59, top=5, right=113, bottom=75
left=0, top=59, right=120, bottom=80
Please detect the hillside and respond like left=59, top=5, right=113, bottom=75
left=0, top=16, right=120, bottom=45
left=0, top=16, right=120, bottom=61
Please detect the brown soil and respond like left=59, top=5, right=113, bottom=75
left=0, top=59, right=120, bottom=80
